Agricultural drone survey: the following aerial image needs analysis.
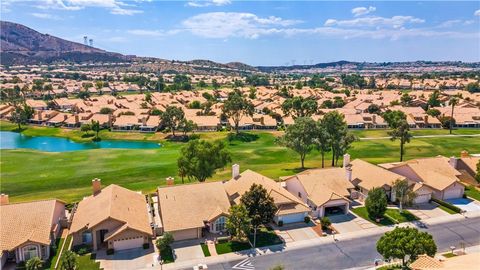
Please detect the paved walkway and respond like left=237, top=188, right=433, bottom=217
left=360, top=133, right=480, bottom=140
left=206, top=240, right=218, bottom=256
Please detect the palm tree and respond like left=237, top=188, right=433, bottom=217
left=26, top=257, right=43, bottom=270
left=392, top=179, right=416, bottom=212
left=388, top=120, right=412, bottom=162
left=449, top=97, right=459, bottom=134
left=91, top=120, right=101, bottom=141
left=60, top=250, right=78, bottom=270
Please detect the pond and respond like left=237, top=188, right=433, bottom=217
left=0, top=131, right=161, bottom=152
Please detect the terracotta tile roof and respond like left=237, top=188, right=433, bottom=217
left=1, top=200, right=63, bottom=252
left=70, top=185, right=152, bottom=236
left=410, top=253, right=480, bottom=270
left=224, top=170, right=309, bottom=215
left=285, top=167, right=355, bottom=206
left=351, top=159, right=406, bottom=190
left=157, top=182, right=231, bottom=231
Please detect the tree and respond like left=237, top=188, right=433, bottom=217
left=427, top=90, right=441, bottom=109
left=388, top=119, right=412, bottom=162
left=426, top=108, right=440, bottom=117
left=222, top=90, right=254, bottom=134
left=240, top=183, right=278, bottom=247
left=315, top=120, right=331, bottom=168
left=377, top=227, right=437, bottom=267
left=365, top=187, right=387, bottom=220
left=156, top=232, right=174, bottom=252
left=11, top=104, right=34, bottom=130
left=91, top=120, right=101, bottom=140
left=449, top=97, right=458, bottom=134
left=281, top=96, right=317, bottom=118
left=25, top=257, right=43, bottom=270
left=322, top=111, right=353, bottom=167
left=383, top=110, right=407, bottom=129
left=179, top=119, right=197, bottom=135
left=212, top=79, right=220, bottom=90
left=367, top=104, right=381, bottom=114
left=177, top=140, right=231, bottom=182
left=99, top=107, right=114, bottom=114
left=60, top=250, right=78, bottom=270
left=465, top=82, right=480, bottom=93
left=161, top=106, right=185, bottom=136
left=279, top=117, right=317, bottom=169
left=475, top=160, right=480, bottom=183
left=439, top=116, right=455, bottom=130
left=145, top=92, right=152, bottom=103
left=400, top=93, right=413, bottom=106
left=392, top=179, right=416, bottom=212
left=226, top=204, right=251, bottom=241
left=80, top=123, right=91, bottom=135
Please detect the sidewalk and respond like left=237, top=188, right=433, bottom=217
left=360, top=134, right=480, bottom=140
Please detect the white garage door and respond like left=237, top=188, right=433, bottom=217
left=444, top=188, right=462, bottom=200
left=279, top=213, right=306, bottom=224
left=172, top=229, right=199, bottom=241
left=414, top=193, right=431, bottom=204
left=113, top=237, right=144, bottom=251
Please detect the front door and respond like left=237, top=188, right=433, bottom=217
left=98, top=229, right=109, bottom=248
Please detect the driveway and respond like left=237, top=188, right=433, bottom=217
left=96, top=246, right=155, bottom=270
left=272, top=222, right=318, bottom=242
left=171, top=239, right=205, bottom=262
left=445, top=198, right=480, bottom=212
left=408, top=203, right=450, bottom=219
left=329, top=213, right=376, bottom=233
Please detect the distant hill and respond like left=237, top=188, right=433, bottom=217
left=0, top=21, right=130, bottom=65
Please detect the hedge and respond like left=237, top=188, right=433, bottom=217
left=430, top=198, right=462, bottom=213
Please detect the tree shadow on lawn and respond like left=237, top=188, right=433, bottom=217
left=281, top=167, right=309, bottom=174
left=227, top=132, right=259, bottom=143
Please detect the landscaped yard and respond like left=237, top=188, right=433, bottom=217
left=77, top=254, right=103, bottom=270
left=215, top=240, right=251, bottom=255
left=248, top=226, right=284, bottom=248
left=160, top=246, right=175, bottom=263
left=48, top=237, right=65, bottom=270
left=351, top=207, right=419, bottom=226
left=436, top=204, right=458, bottom=214
left=200, top=243, right=211, bottom=257
left=465, top=185, right=480, bottom=201
left=2, top=121, right=480, bottom=203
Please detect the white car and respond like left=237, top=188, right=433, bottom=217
left=193, top=264, right=208, bottom=270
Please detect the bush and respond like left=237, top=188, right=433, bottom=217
left=76, top=248, right=88, bottom=255
left=227, top=132, right=259, bottom=142
left=277, top=220, right=284, bottom=227
left=15, top=261, right=26, bottom=270
left=217, top=237, right=229, bottom=244
left=72, top=244, right=92, bottom=255
left=106, top=248, right=114, bottom=255
left=431, top=198, right=462, bottom=213
left=365, top=187, right=388, bottom=219
left=320, top=217, right=331, bottom=229
left=143, top=243, right=150, bottom=249
left=304, top=216, right=311, bottom=223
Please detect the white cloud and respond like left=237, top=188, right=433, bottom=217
left=182, top=12, right=301, bottom=38
left=475, top=9, right=480, bottom=16
left=324, top=16, right=425, bottom=29
left=127, top=29, right=181, bottom=37
left=30, top=12, right=61, bottom=20
left=187, top=0, right=231, bottom=8
left=351, top=6, right=376, bottom=17
left=35, top=0, right=143, bottom=15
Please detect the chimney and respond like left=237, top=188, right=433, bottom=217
left=343, top=154, right=350, bottom=168
left=75, top=114, right=79, bottom=123
left=166, top=177, right=174, bottom=186
left=449, top=157, right=457, bottom=169
left=108, top=114, right=113, bottom=128
left=0, top=194, right=9, bottom=205
left=232, top=164, right=240, bottom=179
left=142, top=117, right=147, bottom=126
left=64, top=114, right=68, bottom=121
left=345, top=165, right=352, bottom=182
left=38, top=111, right=42, bottom=121
left=372, top=114, right=376, bottom=123
left=424, top=115, right=428, bottom=124
left=92, top=178, right=101, bottom=195
left=461, top=150, right=469, bottom=158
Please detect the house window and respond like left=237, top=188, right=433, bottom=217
left=214, top=216, right=226, bottom=232
left=82, top=231, right=93, bottom=244
left=41, top=245, right=47, bottom=258
left=298, top=192, right=302, bottom=198
left=23, top=245, right=38, bottom=261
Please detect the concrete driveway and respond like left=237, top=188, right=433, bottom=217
left=329, top=213, right=376, bottom=233
left=445, top=198, right=480, bottom=212
left=408, top=203, right=449, bottom=219
left=272, top=222, right=318, bottom=242
left=171, top=240, right=205, bottom=262
left=96, top=246, right=155, bottom=270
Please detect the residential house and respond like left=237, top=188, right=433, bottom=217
left=69, top=180, right=153, bottom=251
left=0, top=195, right=66, bottom=267
left=224, top=165, right=310, bottom=224
left=453, top=151, right=480, bottom=185
left=284, top=167, right=355, bottom=218
left=410, top=253, right=479, bottom=270
left=157, top=181, right=231, bottom=241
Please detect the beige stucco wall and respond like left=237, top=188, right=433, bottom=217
left=170, top=228, right=200, bottom=241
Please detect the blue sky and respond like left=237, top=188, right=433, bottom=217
left=2, top=0, right=480, bottom=65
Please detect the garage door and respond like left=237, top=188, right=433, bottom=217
left=444, top=188, right=463, bottom=200
left=172, top=228, right=199, bottom=241
left=113, top=237, right=144, bottom=251
left=414, top=193, right=431, bottom=204
left=279, top=213, right=306, bottom=224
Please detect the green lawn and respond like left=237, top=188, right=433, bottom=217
left=48, top=237, right=65, bottom=270
left=248, top=227, right=284, bottom=248
left=436, top=204, right=458, bottom=214
left=77, top=254, right=102, bottom=270
left=200, top=243, right=211, bottom=257
left=2, top=122, right=480, bottom=203
left=442, top=252, right=458, bottom=258
left=351, top=207, right=395, bottom=226
left=215, top=240, right=251, bottom=255
left=465, top=186, right=480, bottom=201
left=385, top=209, right=419, bottom=223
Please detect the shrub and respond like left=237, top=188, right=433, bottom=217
left=320, top=217, right=331, bottom=229
left=106, top=248, right=114, bottom=255
left=72, top=244, right=92, bottom=255
left=76, top=248, right=88, bottom=255
left=431, top=198, right=462, bottom=213
left=15, top=261, right=26, bottom=270
left=143, top=243, right=150, bottom=249
left=365, top=187, right=388, bottom=219
left=304, top=216, right=311, bottom=223
left=277, top=220, right=284, bottom=227
left=156, top=232, right=174, bottom=252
